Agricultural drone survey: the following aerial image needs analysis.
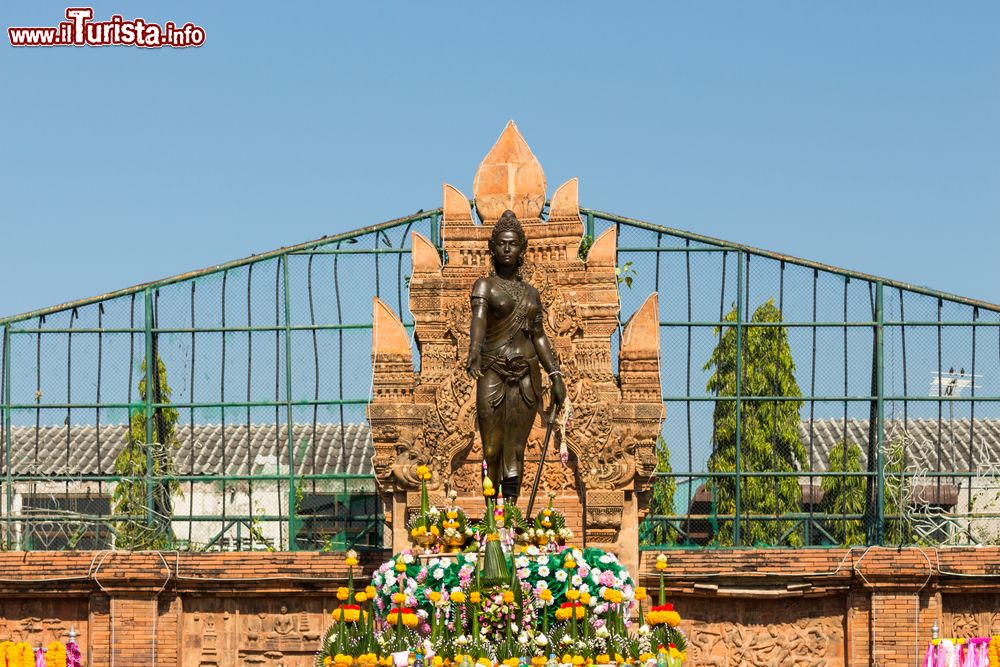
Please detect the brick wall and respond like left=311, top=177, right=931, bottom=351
left=3, top=548, right=1000, bottom=667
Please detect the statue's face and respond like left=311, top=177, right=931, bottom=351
left=492, top=230, right=523, bottom=267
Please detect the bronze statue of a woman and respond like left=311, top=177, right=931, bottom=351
left=466, top=210, right=566, bottom=501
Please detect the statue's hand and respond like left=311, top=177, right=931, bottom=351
left=551, top=374, right=567, bottom=407
left=466, top=349, right=483, bottom=379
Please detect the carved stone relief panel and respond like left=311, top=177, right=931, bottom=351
left=182, top=597, right=331, bottom=667
left=677, top=595, right=846, bottom=667
left=0, top=598, right=88, bottom=656
left=943, top=594, right=1000, bottom=638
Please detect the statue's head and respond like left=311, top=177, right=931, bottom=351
left=489, top=209, right=527, bottom=275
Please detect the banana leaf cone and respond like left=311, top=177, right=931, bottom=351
left=481, top=489, right=509, bottom=586
left=509, top=555, right=524, bottom=626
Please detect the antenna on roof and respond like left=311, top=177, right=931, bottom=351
left=929, top=368, right=980, bottom=399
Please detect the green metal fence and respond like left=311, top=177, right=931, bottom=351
left=2, top=205, right=999, bottom=551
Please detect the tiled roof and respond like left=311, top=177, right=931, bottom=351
left=799, top=418, right=1000, bottom=473
left=3, top=423, right=373, bottom=476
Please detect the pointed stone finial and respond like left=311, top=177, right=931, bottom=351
left=586, top=226, right=616, bottom=267
left=443, top=183, right=474, bottom=224
left=621, top=293, right=660, bottom=356
left=411, top=232, right=441, bottom=273
left=372, top=297, right=412, bottom=359
left=548, top=178, right=580, bottom=221
left=473, top=120, right=546, bottom=224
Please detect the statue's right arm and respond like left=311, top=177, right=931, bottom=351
left=467, top=278, right=489, bottom=379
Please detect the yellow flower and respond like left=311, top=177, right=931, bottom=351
left=324, top=657, right=333, bottom=667
left=579, top=592, right=591, bottom=605
left=564, top=559, right=576, bottom=570
left=365, top=585, right=377, bottom=598
left=430, top=525, right=440, bottom=536
left=334, top=654, right=354, bottom=667
left=668, top=647, right=684, bottom=661
left=432, top=657, right=444, bottom=667
left=565, top=589, right=580, bottom=601
left=596, top=656, right=610, bottom=664
left=355, top=592, right=368, bottom=603
left=539, top=589, right=553, bottom=603
left=450, top=591, right=466, bottom=604
left=470, top=591, right=481, bottom=604
left=502, top=590, right=515, bottom=604
left=345, top=557, right=359, bottom=567
left=561, top=655, right=573, bottom=664
left=392, top=592, right=407, bottom=604
left=447, top=510, right=458, bottom=520
left=417, top=464, right=430, bottom=478
left=395, top=561, right=407, bottom=572
left=531, top=658, right=547, bottom=667
left=572, top=657, right=585, bottom=666
left=483, top=477, right=495, bottom=496
left=634, top=587, right=647, bottom=601
left=655, top=554, right=668, bottom=572
left=503, top=659, right=519, bottom=667
left=428, top=591, right=442, bottom=603
left=337, top=587, right=350, bottom=601
left=477, top=659, right=492, bottom=667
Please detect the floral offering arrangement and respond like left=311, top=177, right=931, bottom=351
left=0, top=642, right=36, bottom=667
left=315, top=467, right=687, bottom=667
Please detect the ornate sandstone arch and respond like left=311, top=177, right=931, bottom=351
left=367, top=121, right=664, bottom=575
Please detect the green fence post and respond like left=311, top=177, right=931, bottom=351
left=3, top=324, right=12, bottom=549
left=586, top=212, right=595, bottom=240
left=734, top=251, right=744, bottom=546
left=875, top=281, right=885, bottom=545
left=283, top=256, right=298, bottom=549
left=430, top=212, right=441, bottom=248
left=144, top=288, right=155, bottom=531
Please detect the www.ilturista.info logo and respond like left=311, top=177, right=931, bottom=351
left=8, top=8, right=205, bottom=48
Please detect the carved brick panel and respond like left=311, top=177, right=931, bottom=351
left=678, top=595, right=846, bottom=667
left=182, top=597, right=332, bottom=667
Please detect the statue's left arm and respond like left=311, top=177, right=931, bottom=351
left=530, top=291, right=566, bottom=407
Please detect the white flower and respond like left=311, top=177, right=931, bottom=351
left=526, top=545, right=540, bottom=556
left=433, top=568, right=445, bottom=580
left=456, top=635, right=468, bottom=645
left=537, top=555, right=549, bottom=565
left=596, top=626, right=610, bottom=639
left=518, top=632, right=529, bottom=645
left=555, top=570, right=568, bottom=582
left=515, top=556, right=530, bottom=569
left=535, top=634, right=549, bottom=647
left=579, top=583, right=589, bottom=594
left=536, top=580, right=548, bottom=590
left=590, top=568, right=602, bottom=581
left=572, top=549, right=583, bottom=560
left=571, top=575, right=583, bottom=586
left=402, top=553, right=414, bottom=564
left=560, top=635, right=572, bottom=646
left=599, top=554, right=614, bottom=564
left=638, top=625, right=650, bottom=636
left=428, top=506, right=440, bottom=516
left=538, top=566, right=550, bottom=577
left=464, top=553, right=477, bottom=564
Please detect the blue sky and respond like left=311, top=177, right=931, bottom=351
left=2, top=1, right=999, bottom=318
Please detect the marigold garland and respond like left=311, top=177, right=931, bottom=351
left=45, top=642, right=67, bottom=667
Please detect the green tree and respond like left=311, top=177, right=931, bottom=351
left=705, top=298, right=807, bottom=546
left=819, top=440, right=866, bottom=546
left=112, top=355, right=180, bottom=549
left=642, top=436, right=677, bottom=547
left=882, top=438, right=916, bottom=545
